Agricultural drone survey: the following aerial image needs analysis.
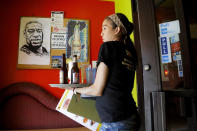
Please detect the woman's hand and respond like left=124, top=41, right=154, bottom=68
left=74, top=62, right=109, bottom=96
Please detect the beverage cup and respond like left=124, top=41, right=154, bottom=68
left=68, top=61, right=73, bottom=84
left=92, top=68, right=96, bottom=83
left=86, top=66, right=93, bottom=84
left=80, top=64, right=89, bottom=84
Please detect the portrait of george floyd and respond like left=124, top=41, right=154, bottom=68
left=18, top=17, right=51, bottom=66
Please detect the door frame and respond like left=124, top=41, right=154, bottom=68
left=131, top=0, right=162, bottom=130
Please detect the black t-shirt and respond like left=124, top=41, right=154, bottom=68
left=96, top=41, right=138, bottom=123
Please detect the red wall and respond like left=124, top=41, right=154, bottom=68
left=0, top=0, right=114, bottom=98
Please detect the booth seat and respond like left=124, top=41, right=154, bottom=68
left=0, top=82, right=89, bottom=131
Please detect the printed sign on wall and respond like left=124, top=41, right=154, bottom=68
left=159, top=20, right=180, bottom=36
left=51, top=33, right=67, bottom=49
left=159, top=36, right=172, bottom=63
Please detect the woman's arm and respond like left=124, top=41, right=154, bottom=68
left=74, top=62, right=109, bottom=96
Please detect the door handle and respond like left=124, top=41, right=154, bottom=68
left=144, top=64, right=151, bottom=71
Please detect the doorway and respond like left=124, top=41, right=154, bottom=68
left=131, top=0, right=197, bottom=131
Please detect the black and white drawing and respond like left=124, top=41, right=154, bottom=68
left=18, top=17, right=51, bottom=66
left=20, top=21, right=49, bottom=56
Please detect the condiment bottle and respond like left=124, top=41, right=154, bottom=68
left=71, top=55, right=79, bottom=84
left=59, top=53, right=68, bottom=84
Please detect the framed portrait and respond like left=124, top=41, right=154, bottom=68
left=17, top=17, right=51, bottom=69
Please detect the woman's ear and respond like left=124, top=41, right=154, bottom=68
left=114, top=27, right=121, bottom=35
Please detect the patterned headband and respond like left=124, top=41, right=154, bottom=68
left=108, top=14, right=127, bottom=35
